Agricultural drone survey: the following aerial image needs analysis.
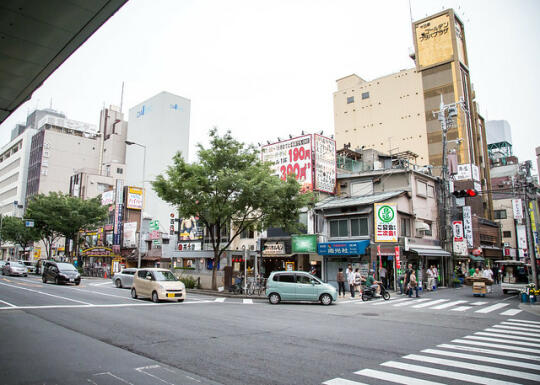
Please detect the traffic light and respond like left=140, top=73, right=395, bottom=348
left=452, top=189, right=478, bottom=198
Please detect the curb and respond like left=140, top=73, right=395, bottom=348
left=518, top=302, right=540, bottom=317
left=188, top=288, right=265, bottom=300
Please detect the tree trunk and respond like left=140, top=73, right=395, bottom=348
left=211, top=249, right=220, bottom=290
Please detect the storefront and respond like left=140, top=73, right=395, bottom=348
left=408, top=246, right=451, bottom=287
left=261, top=238, right=294, bottom=277
left=292, top=234, right=322, bottom=278
left=318, top=240, right=370, bottom=288
left=81, top=247, right=119, bottom=276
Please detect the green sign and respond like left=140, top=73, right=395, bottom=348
left=292, top=234, right=317, bottom=253
left=149, top=220, right=160, bottom=230
left=377, top=205, right=395, bottom=223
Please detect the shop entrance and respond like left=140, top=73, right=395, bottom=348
left=261, top=256, right=296, bottom=277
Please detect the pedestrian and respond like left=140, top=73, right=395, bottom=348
left=354, top=268, right=364, bottom=295
left=408, top=270, right=419, bottom=298
left=432, top=265, right=438, bottom=290
left=380, top=264, right=387, bottom=288
left=426, top=265, right=435, bottom=291
left=365, top=270, right=382, bottom=297
left=483, top=266, right=494, bottom=293
left=473, top=268, right=482, bottom=278
left=403, top=263, right=413, bottom=295
left=346, top=265, right=355, bottom=298
left=469, top=265, right=476, bottom=277
left=336, top=267, right=346, bottom=297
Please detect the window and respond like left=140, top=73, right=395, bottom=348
left=330, top=219, right=348, bottom=237
left=275, top=274, right=295, bottom=283
left=494, top=210, right=507, bottom=219
left=240, top=228, right=254, bottom=239
left=296, top=274, right=311, bottom=284
left=350, top=218, right=369, bottom=236
left=503, top=231, right=512, bottom=238
left=401, top=218, right=411, bottom=237
left=116, top=168, right=123, bottom=174
left=416, top=180, right=427, bottom=197
left=427, top=185, right=435, bottom=198
left=137, top=270, right=147, bottom=278
left=362, top=92, right=370, bottom=99
left=347, top=96, right=354, bottom=104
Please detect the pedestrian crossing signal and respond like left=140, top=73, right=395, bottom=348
left=452, top=189, right=478, bottom=198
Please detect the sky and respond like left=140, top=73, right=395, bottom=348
left=1, top=0, right=539, bottom=169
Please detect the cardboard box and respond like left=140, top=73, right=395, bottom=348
left=472, top=281, right=486, bottom=294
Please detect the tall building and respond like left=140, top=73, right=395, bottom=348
left=334, top=8, right=493, bottom=220
left=487, top=120, right=514, bottom=166
left=126, top=91, right=191, bottom=240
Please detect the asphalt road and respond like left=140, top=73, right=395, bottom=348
left=0, top=274, right=539, bottom=385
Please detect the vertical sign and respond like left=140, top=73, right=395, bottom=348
left=462, top=206, right=473, bottom=248
left=516, top=224, right=528, bottom=260
left=452, top=221, right=463, bottom=242
left=313, top=134, right=336, bottom=193
left=512, top=199, right=523, bottom=221
left=394, top=246, right=401, bottom=269
left=374, top=203, right=398, bottom=242
left=113, top=179, right=124, bottom=251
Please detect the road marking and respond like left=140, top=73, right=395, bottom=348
left=476, top=331, right=540, bottom=343
left=372, top=297, right=410, bottom=305
left=430, top=300, right=468, bottom=309
left=470, top=301, right=488, bottom=306
left=354, top=368, right=444, bottom=384
left=502, top=320, right=540, bottom=329
left=393, top=298, right=430, bottom=307
left=381, top=361, right=519, bottom=385
left=135, top=364, right=175, bottom=385
left=243, top=299, right=253, bottom=304
left=421, top=348, right=540, bottom=370
left=438, top=343, right=540, bottom=362
left=0, top=299, right=16, bottom=307
left=412, top=299, right=449, bottom=308
left=404, top=353, right=540, bottom=382
left=0, top=300, right=213, bottom=311
left=475, top=302, right=509, bottom=313
left=450, top=306, right=471, bottom=312
left=451, top=338, right=540, bottom=354
left=500, top=309, right=522, bottom=316
left=214, top=298, right=226, bottom=303
left=484, top=328, right=540, bottom=338
left=492, top=324, right=540, bottom=333
left=93, top=372, right=134, bottom=385
left=0, top=281, right=92, bottom=305
left=463, top=335, right=540, bottom=348
left=322, top=378, right=369, bottom=385
left=484, top=328, right=540, bottom=341
left=508, top=318, right=540, bottom=325
left=90, top=282, right=113, bottom=286
left=71, top=288, right=138, bottom=301
left=339, top=298, right=366, bottom=304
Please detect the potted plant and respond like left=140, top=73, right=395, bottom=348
left=452, top=278, right=461, bottom=288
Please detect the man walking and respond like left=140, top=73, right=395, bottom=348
left=346, top=265, right=355, bottom=298
left=427, top=265, right=435, bottom=291
left=336, top=267, right=346, bottom=297
left=403, top=263, right=413, bottom=295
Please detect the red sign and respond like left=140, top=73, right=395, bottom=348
left=395, top=246, right=401, bottom=269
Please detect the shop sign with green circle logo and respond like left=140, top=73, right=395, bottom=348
left=377, top=205, right=394, bottom=223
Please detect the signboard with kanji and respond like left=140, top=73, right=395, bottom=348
left=374, top=203, right=398, bottom=242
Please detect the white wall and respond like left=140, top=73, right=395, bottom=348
left=126, top=91, right=191, bottom=235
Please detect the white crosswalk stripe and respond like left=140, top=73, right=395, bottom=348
left=500, top=309, right=522, bottom=316
left=411, top=299, right=448, bottom=308
left=475, top=302, right=509, bottom=313
left=322, top=319, right=540, bottom=385
left=450, top=305, right=471, bottom=311
left=393, top=298, right=430, bottom=306
left=430, top=299, right=467, bottom=309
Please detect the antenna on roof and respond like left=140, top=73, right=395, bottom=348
left=120, top=81, right=125, bottom=113
left=408, top=0, right=413, bottom=24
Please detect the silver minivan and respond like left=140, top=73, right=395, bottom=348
left=266, top=271, right=337, bottom=305
left=112, top=268, right=137, bottom=288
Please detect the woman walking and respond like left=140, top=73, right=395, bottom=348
left=337, top=267, right=346, bottom=297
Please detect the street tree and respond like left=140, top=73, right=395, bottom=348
left=0, top=216, right=41, bottom=259
left=153, top=128, right=313, bottom=290
left=26, top=192, right=108, bottom=260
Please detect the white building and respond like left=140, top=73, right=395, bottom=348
left=126, top=91, right=191, bottom=242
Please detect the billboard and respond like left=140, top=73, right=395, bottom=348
left=123, top=222, right=138, bottom=248
left=179, top=216, right=203, bottom=240
left=126, top=187, right=143, bottom=210
left=292, top=234, right=317, bottom=253
left=101, top=190, right=114, bottom=206
left=414, top=13, right=453, bottom=69
left=374, top=203, right=398, bottom=243
left=261, top=135, right=313, bottom=192
left=313, top=134, right=336, bottom=193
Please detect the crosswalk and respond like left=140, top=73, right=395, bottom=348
left=323, top=318, right=540, bottom=385
left=351, top=296, right=521, bottom=316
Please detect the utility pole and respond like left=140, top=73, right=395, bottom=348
left=520, top=161, right=538, bottom=287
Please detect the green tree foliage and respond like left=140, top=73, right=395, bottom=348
left=26, top=192, right=108, bottom=259
left=153, top=129, right=313, bottom=289
left=0, top=216, right=41, bottom=258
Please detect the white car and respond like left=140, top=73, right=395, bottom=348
left=112, top=268, right=137, bottom=288
left=19, top=260, right=36, bottom=274
left=2, top=261, right=28, bottom=276
left=131, top=268, right=186, bottom=303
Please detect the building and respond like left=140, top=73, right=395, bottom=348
left=334, top=8, right=493, bottom=221
left=126, top=91, right=191, bottom=261
left=487, top=120, right=513, bottom=166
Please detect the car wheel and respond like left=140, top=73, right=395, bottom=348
left=268, top=293, right=281, bottom=305
left=361, top=293, right=369, bottom=301
left=177, top=299, right=184, bottom=303
left=76, top=281, right=80, bottom=286
left=24, top=274, right=27, bottom=277
left=131, top=288, right=137, bottom=299
left=503, top=289, right=508, bottom=294
left=152, top=291, right=159, bottom=303
left=115, top=279, right=122, bottom=288
left=383, top=292, right=390, bottom=300
left=55, top=277, right=60, bottom=285
left=42, top=275, right=47, bottom=283
left=320, top=293, right=332, bottom=306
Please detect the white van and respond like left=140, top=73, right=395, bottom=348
left=131, top=268, right=186, bottom=303
left=496, top=260, right=531, bottom=294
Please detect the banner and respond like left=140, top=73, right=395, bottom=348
left=452, top=220, right=463, bottom=242
left=462, top=206, right=473, bottom=248
left=313, top=134, right=336, bottom=193
left=101, top=190, right=114, bottom=206
left=292, top=234, right=317, bottom=253
left=512, top=199, right=523, bottom=221
left=374, top=203, right=398, bottom=242
left=516, top=224, right=528, bottom=260
left=179, top=216, right=203, bottom=240
left=126, top=187, right=143, bottom=210
left=122, top=222, right=138, bottom=248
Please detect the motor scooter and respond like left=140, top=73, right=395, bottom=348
left=361, top=282, right=390, bottom=301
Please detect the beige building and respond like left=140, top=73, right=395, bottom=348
left=334, top=8, right=493, bottom=219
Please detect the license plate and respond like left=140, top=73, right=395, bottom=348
left=167, top=293, right=176, bottom=298
left=69, top=279, right=74, bottom=282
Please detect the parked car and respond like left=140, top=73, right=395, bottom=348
left=0, top=261, right=6, bottom=270
left=265, top=271, right=337, bottom=305
left=131, top=268, right=185, bottom=303
left=18, top=260, right=36, bottom=274
left=2, top=261, right=28, bottom=276
left=35, top=259, right=51, bottom=275
left=42, top=261, right=81, bottom=285
left=112, top=268, right=137, bottom=288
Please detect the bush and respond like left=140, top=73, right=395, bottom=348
left=174, top=267, right=195, bottom=270
left=179, top=274, right=197, bottom=289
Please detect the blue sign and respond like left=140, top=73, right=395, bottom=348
left=170, top=103, right=183, bottom=111
left=317, top=240, right=370, bottom=256
left=136, top=105, right=152, bottom=118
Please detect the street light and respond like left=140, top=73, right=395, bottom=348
left=242, top=245, right=248, bottom=294
left=125, top=140, right=147, bottom=268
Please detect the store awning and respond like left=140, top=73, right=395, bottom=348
left=469, top=255, right=485, bottom=262
left=410, top=247, right=451, bottom=257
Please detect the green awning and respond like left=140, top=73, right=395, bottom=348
left=469, top=255, right=485, bottom=262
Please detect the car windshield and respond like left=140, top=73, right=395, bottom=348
left=57, top=263, right=77, bottom=272
left=11, top=262, right=24, bottom=267
left=154, top=271, right=177, bottom=281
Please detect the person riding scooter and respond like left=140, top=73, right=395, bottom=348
left=364, top=270, right=383, bottom=297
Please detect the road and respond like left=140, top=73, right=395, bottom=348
left=0, top=274, right=539, bottom=385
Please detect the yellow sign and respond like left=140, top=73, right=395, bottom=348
left=415, top=13, right=453, bottom=69
left=33, top=247, right=41, bottom=260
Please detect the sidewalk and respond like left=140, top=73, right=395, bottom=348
left=188, top=288, right=266, bottom=299
left=519, top=301, right=540, bottom=317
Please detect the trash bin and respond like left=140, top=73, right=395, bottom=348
left=521, top=292, right=529, bottom=303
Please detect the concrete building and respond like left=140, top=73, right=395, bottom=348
left=487, top=120, right=514, bottom=166
left=334, top=8, right=493, bottom=221
left=126, top=91, right=191, bottom=259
